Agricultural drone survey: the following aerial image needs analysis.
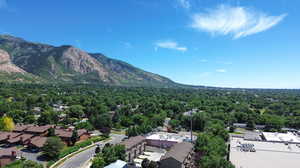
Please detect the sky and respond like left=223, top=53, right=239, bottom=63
left=0, top=0, right=299, bottom=89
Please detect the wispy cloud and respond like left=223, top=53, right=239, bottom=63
left=190, top=4, right=287, bottom=39
left=0, top=0, right=7, bottom=9
left=177, top=0, right=190, bottom=9
left=216, top=69, right=227, bottom=73
left=155, top=40, right=187, bottom=52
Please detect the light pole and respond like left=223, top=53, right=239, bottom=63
left=190, top=110, right=193, bottom=142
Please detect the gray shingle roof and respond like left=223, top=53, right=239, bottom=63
left=161, top=142, right=193, bottom=163
left=120, top=136, right=145, bottom=150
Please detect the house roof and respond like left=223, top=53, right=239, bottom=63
left=120, top=136, right=145, bottom=150
left=0, top=132, right=21, bottom=141
left=13, top=124, right=33, bottom=132
left=29, top=136, right=48, bottom=148
left=0, top=147, right=18, bottom=157
left=160, top=142, right=193, bottom=163
left=55, top=129, right=88, bottom=138
left=7, top=134, right=34, bottom=144
left=25, top=125, right=53, bottom=133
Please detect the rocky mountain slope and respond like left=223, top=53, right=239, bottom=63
left=0, top=49, right=26, bottom=74
left=0, top=35, right=177, bottom=87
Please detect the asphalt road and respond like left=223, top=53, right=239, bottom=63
left=58, top=134, right=126, bottom=168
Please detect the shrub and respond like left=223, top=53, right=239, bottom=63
left=59, top=146, right=80, bottom=158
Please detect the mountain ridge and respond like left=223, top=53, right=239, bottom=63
left=0, top=35, right=178, bottom=87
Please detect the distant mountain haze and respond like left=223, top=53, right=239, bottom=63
left=0, top=35, right=177, bottom=87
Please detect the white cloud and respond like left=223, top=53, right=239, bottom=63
left=177, top=0, right=190, bottom=9
left=216, top=69, right=227, bottom=73
left=0, top=0, right=7, bottom=9
left=190, top=4, right=287, bottom=39
left=155, top=40, right=187, bottom=52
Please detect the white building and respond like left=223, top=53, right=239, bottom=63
left=262, top=132, right=300, bottom=144
left=146, top=132, right=196, bottom=148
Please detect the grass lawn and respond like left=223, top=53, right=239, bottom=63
left=111, top=129, right=126, bottom=135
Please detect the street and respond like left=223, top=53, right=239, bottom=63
left=57, top=134, right=126, bottom=168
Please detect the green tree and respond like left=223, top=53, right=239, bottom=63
left=71, top=129, right=78, bottom=145
left=47, top=127, right=55, bottom=137
left=169, top=119, right=180, bottom=130
left=91, top=155, right=106, bottom=168
left=42, top=137, right=65, bottom=160
left=68, top=105, right=85, bottom=118
left=247, top=119, right=255, bottom=130
left=22, top=160, right=43, bottom=168
left=142, top=158, right=150, bottom=168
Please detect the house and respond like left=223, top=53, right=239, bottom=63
left=0, top=147, right=19, bottom=167
left=7, top=134, right=34, bottom=146
left=13, top=124, right=32, bottom=133
left=28, top=136, right=48, bottom=150
left=0, top=132, right=21, bottom=144
left=120, top=136, right=146, bottom=162
left=159, top=142, right=194, bottom=168
left=55, top=128, right=90, bottom=145
left=24, top=125, right=53, bottom=136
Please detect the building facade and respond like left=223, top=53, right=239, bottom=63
left=120, top=136, right=146, bottom=162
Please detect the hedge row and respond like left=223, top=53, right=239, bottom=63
left=58, top=136, right=106, bottom=160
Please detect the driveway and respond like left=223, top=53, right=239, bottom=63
left=20, top=148, right=48, bottom=165
left=57, top=133, right=126, bottom=168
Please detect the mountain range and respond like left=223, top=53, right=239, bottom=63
left=0, top=35, right=179, bottom=87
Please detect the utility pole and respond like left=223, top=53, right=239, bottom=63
left=190, top=110, right=193, bottom=142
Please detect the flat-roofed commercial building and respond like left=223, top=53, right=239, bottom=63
left=262, top=132, right=300, bottom=144
left=230, top=136, right=300, bottom=168
left=146, top=132, right=195, bottom=149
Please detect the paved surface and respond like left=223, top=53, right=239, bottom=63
left=58, top=134, right=126, bottom=168
left=20, top=148, right=47, bottom=164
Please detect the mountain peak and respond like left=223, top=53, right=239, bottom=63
left=0, top=35, right=177, bottom=87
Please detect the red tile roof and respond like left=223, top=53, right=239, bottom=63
left=0, top=132, right=21, bottom=141
left=25, top=125, right=52, bottom=133
left=13, top=124, right=33, bottom=132
left=7, top=134, right=34, bottom=144
left=29, top=136, right=48, bottom=148
left=55, top=129, right=88, bottom=138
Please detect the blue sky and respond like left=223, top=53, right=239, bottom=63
left=0, top=0, right=299, bottom=88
